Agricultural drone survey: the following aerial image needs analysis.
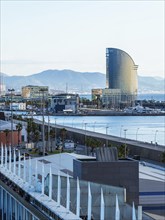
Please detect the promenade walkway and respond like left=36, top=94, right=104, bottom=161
left=34, top=119, right=165, bottom=153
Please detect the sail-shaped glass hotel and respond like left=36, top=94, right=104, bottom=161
left=104, top=48, right=138, bottom=107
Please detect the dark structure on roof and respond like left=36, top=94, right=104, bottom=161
left=96, top=147, right=118, bottom=162
left=73, top=147, right=139, bottom=205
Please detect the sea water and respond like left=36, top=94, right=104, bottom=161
left=35, top=115, right=165, bottom=147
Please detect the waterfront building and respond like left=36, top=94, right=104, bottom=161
left=0, top=119, right=27, bottom=146
left=9, top=102, right=26, bottom=111
left=0, top=120, right=19, bottom=146
left=22, top=85, right=49, bottom=99
left=5, top=93, right=23, bottom=104
left=50, top=93, right=79, bottom=113
left=102, top=88, right=121, bottom=109
left=106, top=48, right=138, bottom=107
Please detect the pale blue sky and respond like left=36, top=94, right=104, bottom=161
left=1, top=0, right=164, bottom=77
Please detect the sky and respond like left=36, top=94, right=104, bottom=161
left=0, top=0, right=164, bottom=78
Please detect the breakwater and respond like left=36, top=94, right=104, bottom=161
left=35, top=119, right=165, bottom=163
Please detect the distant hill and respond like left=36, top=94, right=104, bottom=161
left=1, top=69, right=164, bottom=93
left=2, top=69, right=106, bottom=93
left=138, top=75, right=164, bottom=93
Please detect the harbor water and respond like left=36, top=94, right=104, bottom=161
left=34, top=115, right=165, bottom=147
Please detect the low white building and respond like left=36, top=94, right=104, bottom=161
left=10, top=102, right=26, bottom=111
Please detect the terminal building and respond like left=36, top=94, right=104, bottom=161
left=0, top=146, right=155, bottom=220
left=50, top=93, right=79, bottom=113
left=1, top=140, right=164, bottom=219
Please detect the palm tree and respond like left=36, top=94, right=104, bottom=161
left=26, top=118, right=34, bottom=143
left=49, top=128, right=55, bottom=152
left=25, top=118, right=41, bottom=150
left=33, top=130, right=40, bottom=148
left=31, top=123, right=40, bottom=142
left=16, top=123, right=23, bottom=146
left=60, top=128, right=67, bottom=146
left=26, top=118, right=33, bottom=143
left=117, top=144, right=129, bottom=158
left=86, top=137, right=101, bottom=154
left=4, top=129, right=10, bottom=146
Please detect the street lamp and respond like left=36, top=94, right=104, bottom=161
left=42, top=115, right=45, bottom=156
left=40, top=88, right=47, bottom=156
left=154, top=130, right=158, bottom=147
left=63, top=116, right=66, bottom=126
left=72, top=117, right=76, bottom=127
left=54, top=118, right=58, bottom=149
left=93, top=121, right=96, bottom=132
left=120, top=125, right=123, bottom=138
left=136, top=128, right=140, bottom=141
left=8, top=88, right=15, bottom=147
left=106, top=125, right=109, bottom=147
left=48, top=115, right=50, bottom=151
left=84, top=123, right=87, bottom=152
left=82, top=120, right=85, bottom=129
left=124, top=129, right=127, bottom=158
left=84, top=122, right=88, bottom=155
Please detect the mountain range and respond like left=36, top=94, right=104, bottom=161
left=1, top=69, right=164, bottom=94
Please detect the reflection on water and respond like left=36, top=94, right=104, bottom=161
left=34, top=115, right=165, bottom=146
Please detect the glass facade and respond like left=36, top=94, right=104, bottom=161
left=106, top=48, right=138, bottom=105
left=102, top=88, right=121, bottom=109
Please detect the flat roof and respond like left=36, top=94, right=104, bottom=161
left=0, top=153, right=83, bottom=220
left=139, top=162, right=165, bottom=182
left=27, top=153, right=95, bottom=178
left=1, top=152, right=164, bottom=218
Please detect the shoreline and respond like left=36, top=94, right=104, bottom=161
left=46, top=112, right=165, bottom=117
left=3, top=110, right=165, bottom=117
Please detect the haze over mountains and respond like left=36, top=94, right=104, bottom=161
left=1, top=69, right=164, bottom=94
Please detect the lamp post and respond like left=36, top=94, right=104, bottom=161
left=63, top=116, right=66, bottom=126
left=106, top=125, right=109, bottom=147
left=82, top=120, right=85, bottom=129
left=154, top=130, right=158, bottom=147
left=72, top=117, right=76, bottom=127
left=136, top=128, right=140, bottom=141
left=84, top=123, right=87, bottom=153
left=120, top=125, right=123, bottom=138
left=40, top=88, right=47, bottom=156
left=54, top=118, right=57, bottom=149
left=84, top=122, right=88, bottom=155
left=124, top=129, right=127, bottom=158
left=93, top=121, right=96, bottom=132
left=8, top=88, right=15, bottom=147
left=48, top=115, right=50, bottom=152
